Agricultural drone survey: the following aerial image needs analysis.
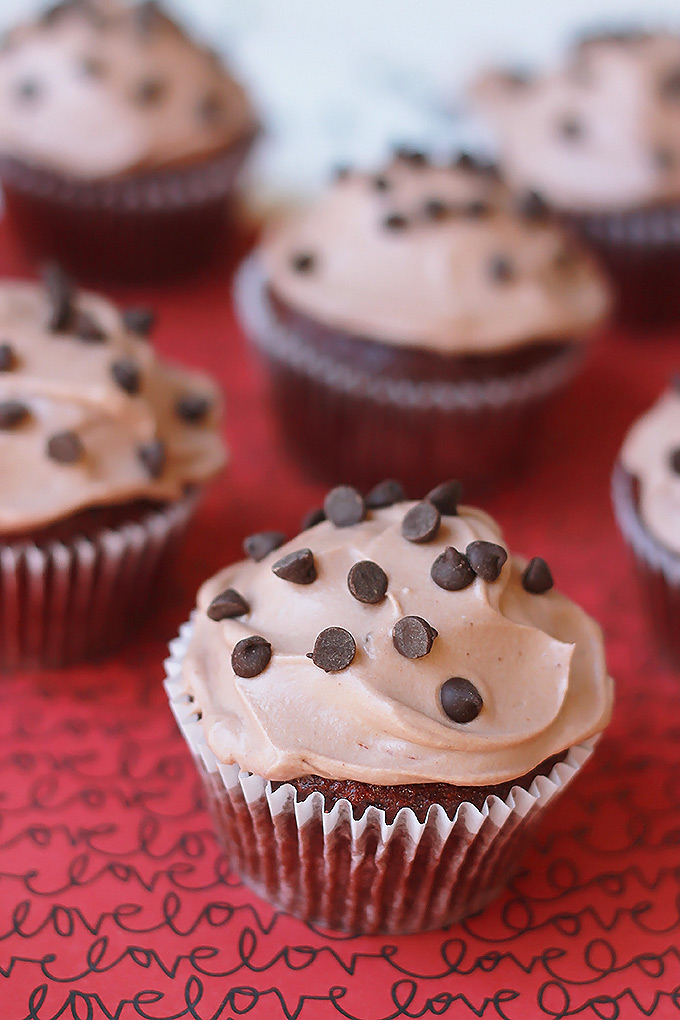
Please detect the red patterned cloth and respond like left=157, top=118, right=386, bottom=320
left=0, top=226, right=678, bottom=1020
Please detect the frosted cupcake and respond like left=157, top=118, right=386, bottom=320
left=0, top=0, right=258, bottom=281
left=474, top=30, right=680, bottom=325
left=165, top=481, right=613, bottom=933
left=235, top=151, right=611, bottom=493
left=0, top=266, right=225, bottom=668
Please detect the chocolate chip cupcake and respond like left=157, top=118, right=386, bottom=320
left=165, top=481, right=613, bottom=934
left=612, top=383, right=680, bottom=666
left=235, top=151, right=610, bottom=493
left=474, top=30, right=680, bottom=326
left=0, top=266, right=225, bottom=668
left=0, top=0, right=258, bottom=281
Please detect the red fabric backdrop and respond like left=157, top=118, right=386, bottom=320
left=0, top=224, right=679, bottom=1020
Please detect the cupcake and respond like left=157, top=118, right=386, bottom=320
left=473, top=30, right=680, bottom=326
left=0, top=265, right=225, bottom=668
left=235, top=152, right=610, bottom=493
left=0, top=0, right=258, bottom=282
left=612, top=383, right=680, bottom=666
left=165, top=482, right=613, bottom=934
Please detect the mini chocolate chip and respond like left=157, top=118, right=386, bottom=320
left=243, top=530, right=286, bottom=561
left=517, top=189, right=550, bottom=222
left=431, top=547, right=475, bottom=591
left=373, top=175, right=391, bottom=191
left=655, top=147, right=675, bottom=171
left=73, top=309, right=106, bottom=343
left=134, top=77, right=164, bottom=105
left=46, top=430, right=83, bottom=464
left=453, top=151, right=476, bottom=171
left=324, top=485, right=365, bottom=527
left=522, top=556, right=554, bottom=594
left=383, top=213, right=408, bottom=231
left=423, top=198, right=448, bottom=220
left=554, top=246, right=577, bottom=270
left=660, top=66, right=680, bottom=99
left=301, top=507, right=325, bottom=530
left=43, top=262, right=73, bottom=332
left=393, top=616, right=438, bottom=659
left=272, top=548, right=317, bottom=585
left=668, top=447, right=680, bottom=474
left=333, top=164, right=351, bottom=181
left=0, top=400, right=29, bottom=430
left=402, top=501, right=440, bottom=543
left=207, top=588, right=250, bottom=621
left=308, top=627, right=356, bottom=672
left=15, top=78, right=41, bottom=101
left=80, top=55, right=105, bottom=77
left=365, top=478, right=406, bottom=509
left=176, top=394, right=211, bottom=424
left=393, top=145, right=428, bottom=166
left=466, top=540, right=508, bottom=582
left=123, top=306, right=155, bottom=336
left=291, top=252, right=316, bottom=273
left=111, top=359, right=141, bottom=395
left=347, top=560, right=388, bottom=604
left=463, top=200, right=490, bottom=218
left=502, top=68, right=532, bottom=87
left=198, top=91, right=223, bottom=124
left=232, top=635, right=271, bottom=678
left=0, top=342, right=16, bottom=371
left=137, top=439, right=166, bottom=479
left=426, top=479, right=462, bottom=516
left=441, top=677, right=483, bottom=723
left=558, top=116, right=583, bottom=140
left=489, top=255, right=515, bottom=283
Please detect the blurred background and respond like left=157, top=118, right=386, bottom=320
left=2, top=0, right=679, bottom=200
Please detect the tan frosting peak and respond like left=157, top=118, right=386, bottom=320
left=259, top=156, right=611, bottom=355
left=473, top=31, right=680, bottom=211
left=0, top=0, right=256, bottom=178
left=0, top=278, right=225, bottom=534
left=181, top=499, right=612, bottom=786
left=620, top=387, right=680, bottom=555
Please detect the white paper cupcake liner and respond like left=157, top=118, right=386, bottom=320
left=164, top=616, right=598, bottom=934
left=0, top=489, right=199, bottom=670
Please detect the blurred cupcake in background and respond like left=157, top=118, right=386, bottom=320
left=612, top=381, right=680, bottom=667
left=235, top=149, right=611, bottom=494
left=0, top=0, right=259, bottom=282
left=0, top=266, right=226, bottom=669
left=474, top=29, right=680, bottom=327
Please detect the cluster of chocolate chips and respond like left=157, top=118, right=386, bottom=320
left=206, top=480, right=555, bottom=727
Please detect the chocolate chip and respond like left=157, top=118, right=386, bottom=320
left=80, top=56, right=105, bottom=77
left=272, top=548, right=317, bottom=585
left=393, top=145, right=428, bottom=166
left=207, top=588, right=249, bottom=621
left=176, top=394, right=211, bottom=424
left=324, top=485, right=365, bottom=527
left=383, top=213, right=408, bottom=231
left=668, top=447, right=680, bottom=474
left=466, top=541, right=507, bottom=582
left=243, top=531, right=286, bottom=561
left=15, top=78, right=41, bottom=101
left=308, top=627, right=356, bottom=672
left=0, top=400, right=29, bottom=430
left=111, top=359, right=141, bottom=395
left=134, top=77, right=165, bottom=105
left=46, top=430, right=83, bottom=464
left=347, top=560, right=388, bottom=604
left=441, top=677, right=483, bottom=723
left=431, top=547, right=475, bottom=591
left=655, top=147, right=675, bottom=172
left=402, top=501, right=440, bottom=543
left=453, top=151, right=477, bottom=171
left=301, top=507, right=325, bottom=530
left=392, top=616, right=438, bottom=659
left=423, top=198, right=448, bottom=221
left=426, top=479, right=462, bottom=516
left=489, top=255, right=515, bottom=283
left=660, top=66, right=680, bottom=99
left=554, top=246, right=577, bottom=270
left=558, top=116, right=583, bottom=140
left=0, top=342, right=16, bottom=372
left=43, top=263, right=73, bottom=332
left=365, top=478, right=405, bottom=509
left=73, top=309, right=106, bottom=343
left=373, top=175, right=391, bottom=191
left=123, top=306, right=155, bottom=336
left=291, top=252, right=316, bottom=273
left=333, top=164, right=351, bottom=180
left=137, top=439, right=166, bottom=479
left=502, top=68, right=532, bottom=87
left=517, top=189, right=550, bottom=222
left=198, top=91, right=223, bottom=124
left=463, top=200, right=490, bottom=219
left=522, top=556, right=554, bottom=594
left=232, top=635, right=271, bottom=678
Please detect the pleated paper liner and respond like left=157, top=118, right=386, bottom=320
left=611, top=461, right=680, bottom=667
left=234, top=254, right=587, bottom=495
left=165, top=616, right=597, bottom=935
left=0, top=488, right=199, bottom=670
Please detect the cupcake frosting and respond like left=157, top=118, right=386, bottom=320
left=259, top=154, right=611, bottom=355
left=0, top=272, right=225, bottom=534
left=620, top=386, right=680, bottom=556
left=181, top=490, right=612, bottom=786
left=474, top=31, right=680, bottom=211
left=0, top=0, right=256, bottom=179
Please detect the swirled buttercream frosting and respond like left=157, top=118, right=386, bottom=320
left=0, top=269, right=225, bottom=534
left=181, top=487, right=612, bottom=786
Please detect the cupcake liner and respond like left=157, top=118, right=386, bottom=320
left=234, top=255, right=586, bottom=493
left=165, top=616, right=597, bottom=934
left=0, top=489, right=199, bottom=670
left=0, top=131, right=256, bottom=282
left=611, top=462, right=680, bottom=666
